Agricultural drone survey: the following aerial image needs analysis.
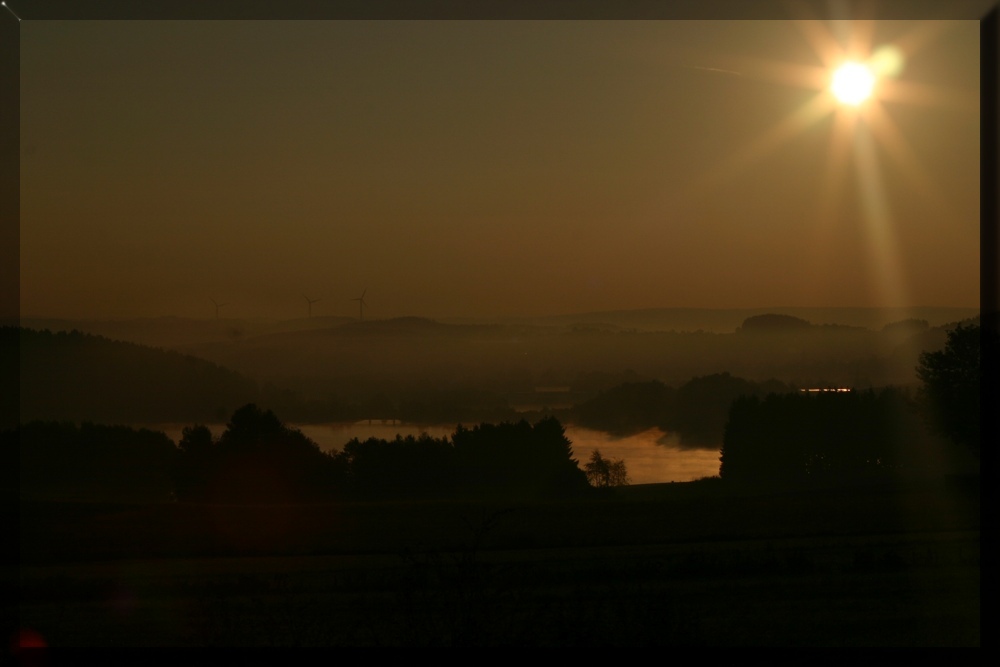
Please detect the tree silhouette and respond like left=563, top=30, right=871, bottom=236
left=172, top=425, right=215, bottom=500
left=450, top=418, right=589, bottom=498
left=174, top=404, right=344, bottom=503
left=572, top=381, right=674, bottom=436
left=719, top=395, right=807, bottom=484
left=331, top=417, right=589, bottom=501
left=719, top=388, right=926, bottom=484
left=339, top=432, right=456, bottom=500
left=916, top=323, right=981, bottom=456
left=665, top=372, right=764, bottom=446
left=584, top=449, right=629, bottom=488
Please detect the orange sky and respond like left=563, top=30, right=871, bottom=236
left=16, top=19, right=980, bottom=320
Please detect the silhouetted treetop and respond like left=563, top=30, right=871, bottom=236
left=916, top=323, right=983, bottom=456
left=570, top=373, right=795, bottom=446
left=219, top=404, right=289, bottom=449
left=337, top=432, right=456, bottom=499
left=174, top=404, right=342, bottom=503
left=667, top=373, right=795, bottom=446
left=449, top=417, right=589, bottom=498
left=179, top=425, right=214, bottom=456
left=571, top=381, right=674, bottom=435
left=169, top=407, right=590, bottom=503
left=584, top=449, right=630, bottom=488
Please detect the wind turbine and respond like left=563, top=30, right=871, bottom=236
left=351, top=289, right=368, bottom=322
left=210, top=298, right=227, bottom=320
left=304, top=294, right=320, bottom=318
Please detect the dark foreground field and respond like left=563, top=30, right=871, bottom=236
left=12, top=476, right=979, bottom=646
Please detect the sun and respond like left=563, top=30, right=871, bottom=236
left=664, top=22, right=977, bottom=314
left=831, top=61, right=876, bottom=106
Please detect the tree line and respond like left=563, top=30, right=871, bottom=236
left=720, top=387, right=923, bottom=484
left=719, top=322, right=983, bottom=484
left=572, top=372, right=794, bottom=446
left=9, top=323, right=981, bottom=503
left=178, top=408, right=591, bottom=501
left=8, top=405, right=592, bottom=504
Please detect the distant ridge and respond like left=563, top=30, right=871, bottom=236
left=9, top=315, right=357, bottom=350
left=335, top=316, right=500, bottom=336
left=241, top=316, right=505, bottom=346
left=8, top=307, right=979, bottom=350
left=459, top=307, right=980, bottom=334
left=8, top=327, right=260, bottom=426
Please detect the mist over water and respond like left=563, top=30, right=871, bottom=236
left=153, top=421, right=720, bottom=485
left=565, top=426, right=721, bottom=484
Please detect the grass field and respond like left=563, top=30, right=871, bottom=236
left=11, top=476, right=980, bottom=646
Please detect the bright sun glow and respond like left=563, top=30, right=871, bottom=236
left=670, top=22, right=972, bottom=314
left=831, top=62, right=876, bottom=106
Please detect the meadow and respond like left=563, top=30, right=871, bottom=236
left=13, top=475, right=980, bottom=646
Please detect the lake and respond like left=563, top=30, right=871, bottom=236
left=152, top=421, right=721, bottom=485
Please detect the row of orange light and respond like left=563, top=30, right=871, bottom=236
left=799, top=388, right=853, bottom=393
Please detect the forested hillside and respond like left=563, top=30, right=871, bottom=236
left=9, top=328, right=259, bottom=426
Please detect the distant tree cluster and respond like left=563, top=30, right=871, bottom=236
left=173, top=404, right=344, bottom=504
left=584, top=450, right=630, bottom=488
left=571, top=381, right=674, bottom=436
left=336, top=432, right=456, bottom=500
left=573, top=373, right=794, bottom=446
left=666, top=373, right=792, bottom=446
left=916, top=323, right=983, bottom=457
left=338, top=417, right=590, bottom=500
left=719, top=387, right=930, bottom=484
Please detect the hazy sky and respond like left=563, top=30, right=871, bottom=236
left=19, top=19, right=980, bottom=320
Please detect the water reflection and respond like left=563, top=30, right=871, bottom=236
left=564, top=426, right=720, bottom=484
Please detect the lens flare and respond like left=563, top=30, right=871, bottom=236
left=869, top=45, right=905, bottom=78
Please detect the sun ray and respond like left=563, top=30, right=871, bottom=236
left=853, top=122, right=909, bottom=309
left=863, top=99, right=957, bottom=221
left=731, top=56, right=829, bottom=90
left=818, top=108, right=859, bottom=225
left=805, top=106, right=858, bottom=302
left=877, top=77, right=978, bottom=114
left=825, top=18, right=877, bottom=63
left=848, top=19, right=877, bottom=61
left=702, top=52, right=831, bottom=91
left=670, top=91, right=837, bottom=210
left=891, top=20, right=960, bottom=63
left=655, top=18, right=972, bottom=314
left=790, top=17, right=847, bottom=69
